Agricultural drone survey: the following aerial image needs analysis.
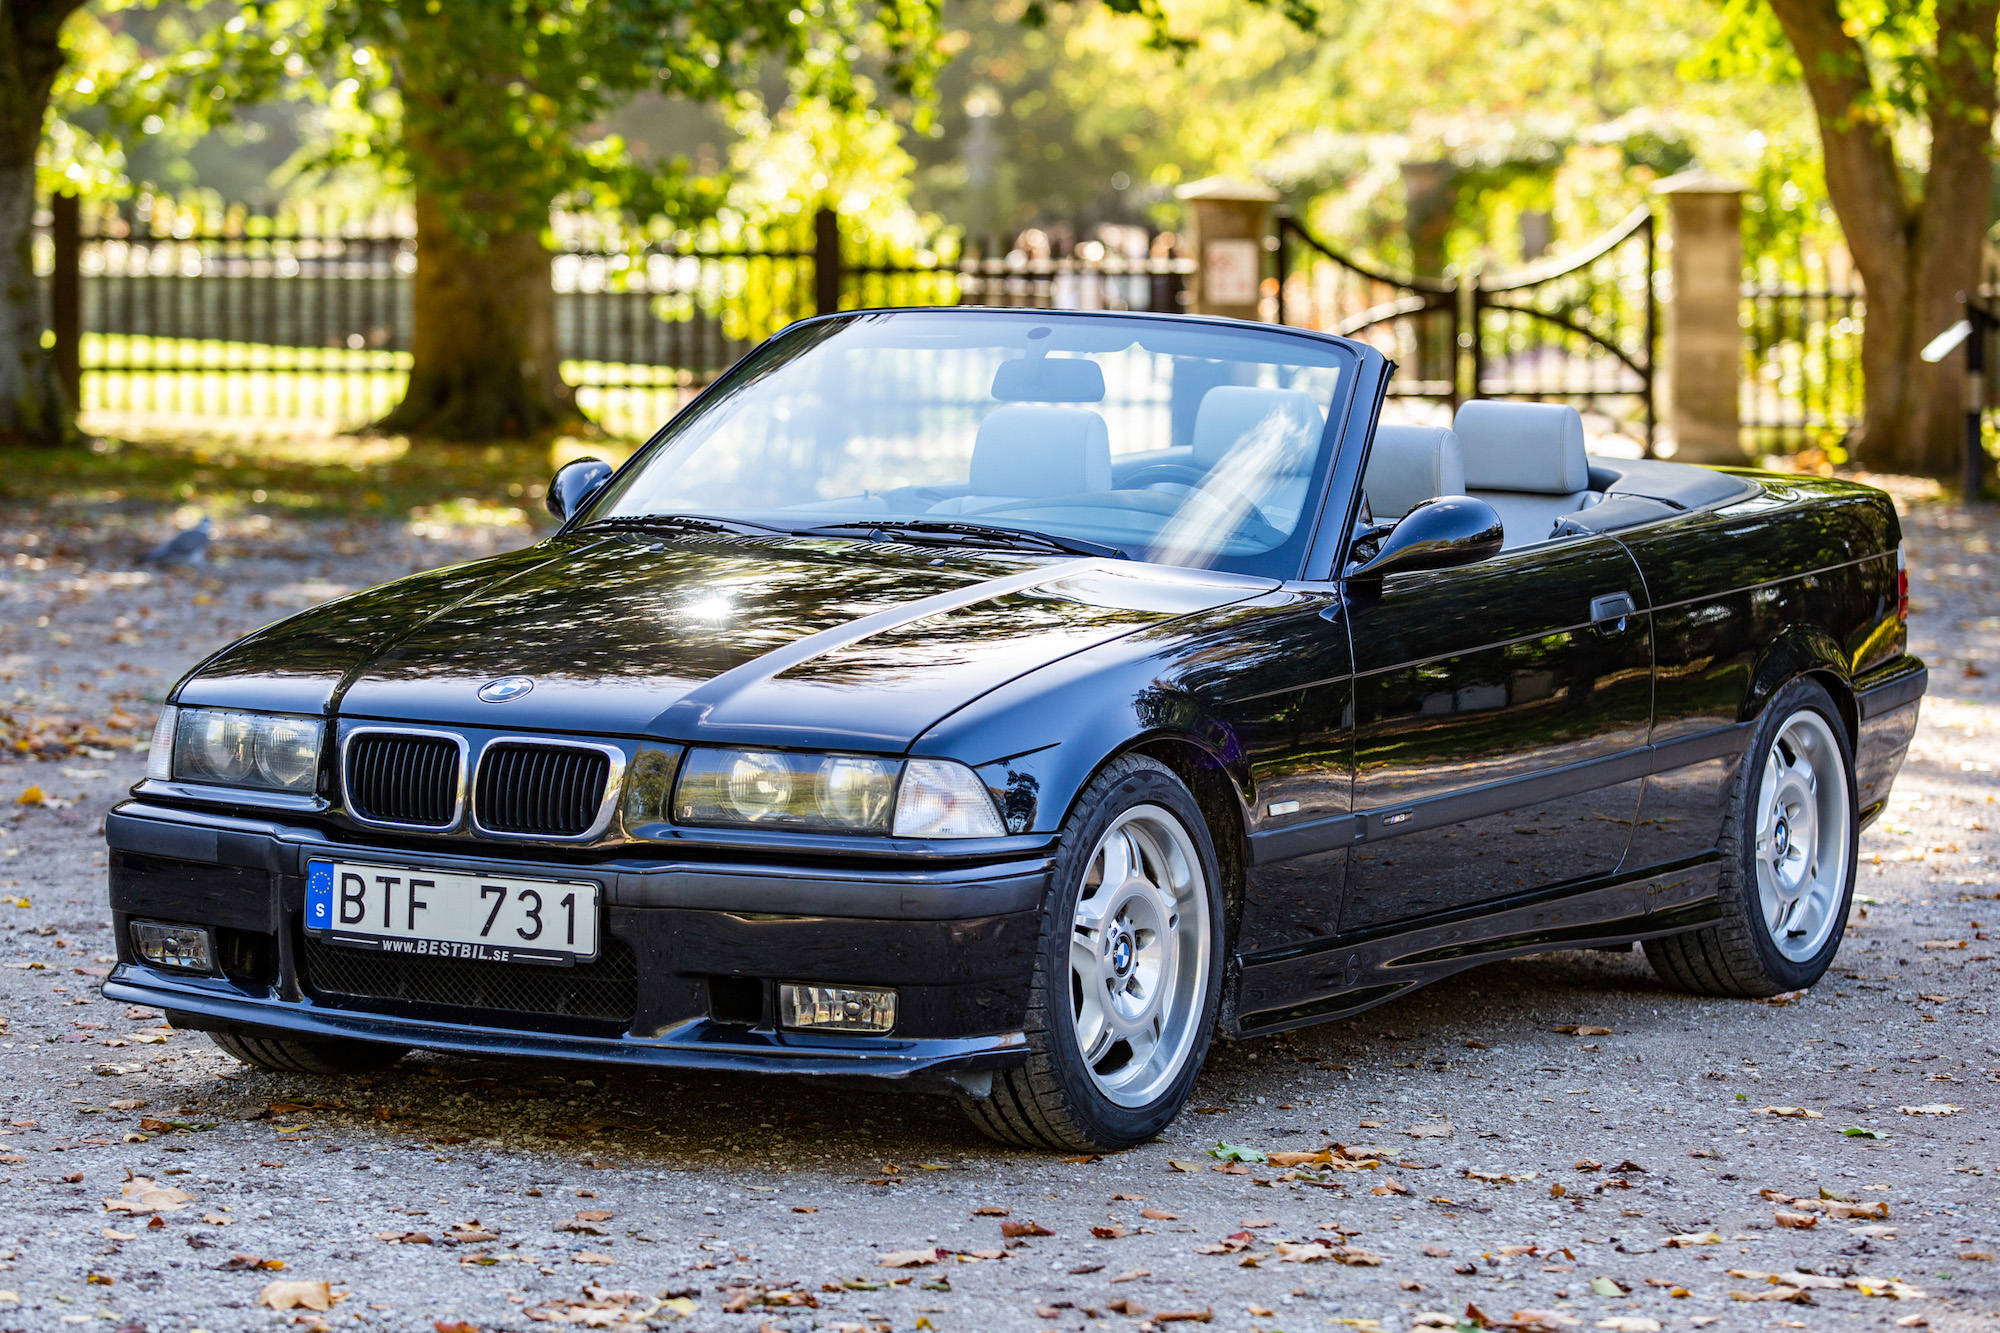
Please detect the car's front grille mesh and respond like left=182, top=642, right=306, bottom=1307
left=345, top=734, right=460, bottom=827
left=475, top=743, right=610, bottom=837
left=300, top=932, right=639, bottom=1026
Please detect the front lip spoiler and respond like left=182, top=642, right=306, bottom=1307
left=106, top=968, right=1028, bottom=1081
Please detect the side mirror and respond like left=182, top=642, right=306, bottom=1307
left=547, top=457, right=615, bottom=522
left=1345, top=495, right=1503, bottom=581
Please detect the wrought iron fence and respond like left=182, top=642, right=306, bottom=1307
left=1739, top=248, right=1864, bottom=456
left=36, top=197, right=1190, bottom=437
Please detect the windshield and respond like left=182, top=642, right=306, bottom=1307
left=585, top=309, right=1354, bottom=576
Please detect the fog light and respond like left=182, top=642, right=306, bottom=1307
left=778, top=983, right=897, bottom=1034
left=131, top=921, right=213, bottom=972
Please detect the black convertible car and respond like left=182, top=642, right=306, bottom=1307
left=104, top=308, right=1925, bottom=1151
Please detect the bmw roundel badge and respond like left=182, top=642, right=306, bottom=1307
left=477, top=676, right=535, bottom=703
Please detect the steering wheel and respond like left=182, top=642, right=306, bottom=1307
left=1120, top=463, right=1209, bottom=490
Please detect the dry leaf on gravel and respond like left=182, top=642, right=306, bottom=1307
left=971, top=1206, right=1009, bottom=1216
left=1405, top=1122, right=1454, bottom=1138
left=1109, top=1268, right=1149, bottom=1283
left=1168, top=1161, right=1205, bottom=1172
left=1596, top=1319, right=1661, bottom=1332
left=1140, top=1208, right=1178, bottom=1221
left=1774, top=1211, right=1820, bottom=1229
left=1153, top=1310, right=1213, bottom=1324
left=878, top=1249, right=942, bottom=1268
left=1664, top=1232, right=1722, bottom=1247
left=1897, top=1103, right=1961, bottom=1115
left=104, top=1175, right=191, bottom=1214
left=999, top=1220, right=1053, bottom=1238
left=1750, top=1105, right=1823, bottom=1118
left=1091, top=1225, right=1130, bottom=1240
left=257, top=1280, right=342, bottom=1312
left=571, top=1252, right=615, bottom=1265
left=1372, top=1180, right=1412, bottom=1196
left=1554, top=1025, right=1614, bottom=1036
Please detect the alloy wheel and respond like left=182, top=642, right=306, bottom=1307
left=1754, top=709, right=1851, bottom=962
left=1068, top=804, right=1212, bottom=1108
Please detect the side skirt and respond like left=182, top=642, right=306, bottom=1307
left=1225, top=856, right=1723, bottom=1037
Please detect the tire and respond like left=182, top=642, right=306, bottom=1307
left=1645, top=677, right=1858, bottom=997
left=961, top=754, right=1226, bottom=1152
left=210, top=1028, right=410, bottom=1076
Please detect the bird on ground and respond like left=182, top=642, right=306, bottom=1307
left=137, top=516, right=212, bottom=568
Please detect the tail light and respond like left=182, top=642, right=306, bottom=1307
left=1896, top=543, right=1909, bottom=624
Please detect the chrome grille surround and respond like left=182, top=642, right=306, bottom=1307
left=470, top=737, right=625, bottom=842
left=340, top=727, right=469, bottom=831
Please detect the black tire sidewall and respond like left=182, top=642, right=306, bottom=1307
left=1734, top=680, right=1859, bottom=990
left=1036, top=760, right=1226, bottom=1149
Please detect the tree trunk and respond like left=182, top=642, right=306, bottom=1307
left=0, top=2, right=84, bottom=448
left=1766, top=0, right=1998, bottom=476
left=374, top=188, right=578, bottom=440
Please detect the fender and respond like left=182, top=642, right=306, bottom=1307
left=1743, top=621, right=1856, bottom=736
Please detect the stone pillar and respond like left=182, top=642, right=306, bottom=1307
left=1175, top=175, right=1279, bottom=320
left=1653, top=172, right=1747, bottom=463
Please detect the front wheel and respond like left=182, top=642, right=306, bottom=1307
left=961, top=755, right=1224, bottom=1151
left=1645, top=677, right=1858, bottom=996
left=210, top=1028, right=410, bottom=1076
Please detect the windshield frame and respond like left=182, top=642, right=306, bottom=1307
left=569, top=307, right=1370, bottom=581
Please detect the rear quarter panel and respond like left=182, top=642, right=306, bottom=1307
left=1617, top=473, right=1904, bottom=886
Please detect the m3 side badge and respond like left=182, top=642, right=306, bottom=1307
left=477, top=676, right=535, bottom=703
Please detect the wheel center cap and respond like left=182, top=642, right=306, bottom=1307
left=1773, top=820, right=1790, bottom=856
left=1107, top=930, right=1134, bottom=978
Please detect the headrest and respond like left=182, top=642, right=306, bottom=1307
left=1452, top=401, right=1588, bottom=495
left=970, top=404, right=1112, bottom=497
left=1192, top=386, right=1323, bottom=470
left=991, top=357, right=1106, bottom=403
left=1364, top=425, right=1465, bottom=519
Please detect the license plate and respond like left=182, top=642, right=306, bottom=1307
left=305, top=859, right=600, bottom=966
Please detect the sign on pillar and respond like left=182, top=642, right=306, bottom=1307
left=1176, top=176, right=1280, bottom=321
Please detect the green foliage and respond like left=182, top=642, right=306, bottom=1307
left=114, top=0, right=948, bottom=241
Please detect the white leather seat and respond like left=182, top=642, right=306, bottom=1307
left=1451, top=401, right=1595, bottom=545
left=1364, top=425, right=1465, bottom=519
left=929, top=404, right=1112, bottom=514
left=1191, top=386, right=1323, bottom=470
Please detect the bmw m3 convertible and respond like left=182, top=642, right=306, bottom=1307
left=104, top=308, right=1925, bottom=1151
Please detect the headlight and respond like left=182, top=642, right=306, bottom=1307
left=165, top=707, right=323, bottom=794
left=674, top=748, right=899, bottom=833
left=668, top=749, right=1000, bottom=838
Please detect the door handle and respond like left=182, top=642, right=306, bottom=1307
left=1590, top=592, right=1637, bottom=629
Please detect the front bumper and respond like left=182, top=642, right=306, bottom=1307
left=104, top=801, right=1046, bottom=1084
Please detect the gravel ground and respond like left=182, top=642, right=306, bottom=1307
left=0, top=495, right=1993, bottom=1333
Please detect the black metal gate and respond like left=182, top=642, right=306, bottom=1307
left=1277, top=207, right=1656, bottom=450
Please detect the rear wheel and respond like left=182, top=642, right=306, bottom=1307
left=210, top=1028, right=410, bottom=1076
left=961, top=754, right=1224, bottom=1152
left=1645, top=677, right=1857, bottom=996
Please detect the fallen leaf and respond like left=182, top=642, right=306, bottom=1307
left=1664, top=1232, right=1722, bottom=1247
left=1109, top=1268, right=1149, bottom=1283
left=101, top=1228, right=135, bottom=1241
left=1555, top=1025, right=1614, bottom=1036
left=1596, top=1320, right=1661, bottom=1332
left=1168, top=1161, right=1205, bottom=1173
left=219, top=1253, right=285, bottom=1272
left=1774, top=1211, right=1819, bottom=1229
left=879, top=1249, right=942, bottom=1268
left=1154, top=1309, right=1213, bottom=1324
left=104, top=1175, right=193, bottom=1215
left=1371, top=1180, right=1411, bottom=1196
left=1751, top=1105, right=1823, bottom=1118
left=258, top=1280, right=341, bottom=1312
left=1091, top=1225, right=1130, bottom=1240
left=1424, top=1244, right=1453, bottom=1257
left=1140, top=1208, right=1178, bottom=1221
left=999, top=1221, right=1052, bottom=1238
left=971, top=1207, right=1009, bottom=1216
left=1405, top=1122, right=1454, bottom=1138
left=571, top=1252, right=615, bottom=1265
left=1896, top=1104, right=1961, bottom=1115
left=1589, top=1277, right=1627, bottom=1297
left=1574, top=1159, right=1603, bottom=1172
left=1918, top=939, right=1967, bottom=949
left=1843, top=1126, right=1892, bottom=1139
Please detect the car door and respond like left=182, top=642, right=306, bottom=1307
left=1334, top=533, right=1655, bottom=933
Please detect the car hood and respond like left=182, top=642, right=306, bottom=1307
left=179, top=533, right=1277, bottom=752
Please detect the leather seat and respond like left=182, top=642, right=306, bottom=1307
left=1363, top=424, right=1465, bottom=519
left=1451, top=400, right=1596, bottom=545
left=1190, top=386, right=1324, bottom=471
left=929, top=404, right=1112, bottom=514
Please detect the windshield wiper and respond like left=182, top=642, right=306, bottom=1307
left=797, top=519, right=1127, bottom=561
left=582, top=513, right=793, bottom=538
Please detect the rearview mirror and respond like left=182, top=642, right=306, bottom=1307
left=1345, top=495, right=1503, bottom=581
left=547, top=457, right=615, bottom=522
